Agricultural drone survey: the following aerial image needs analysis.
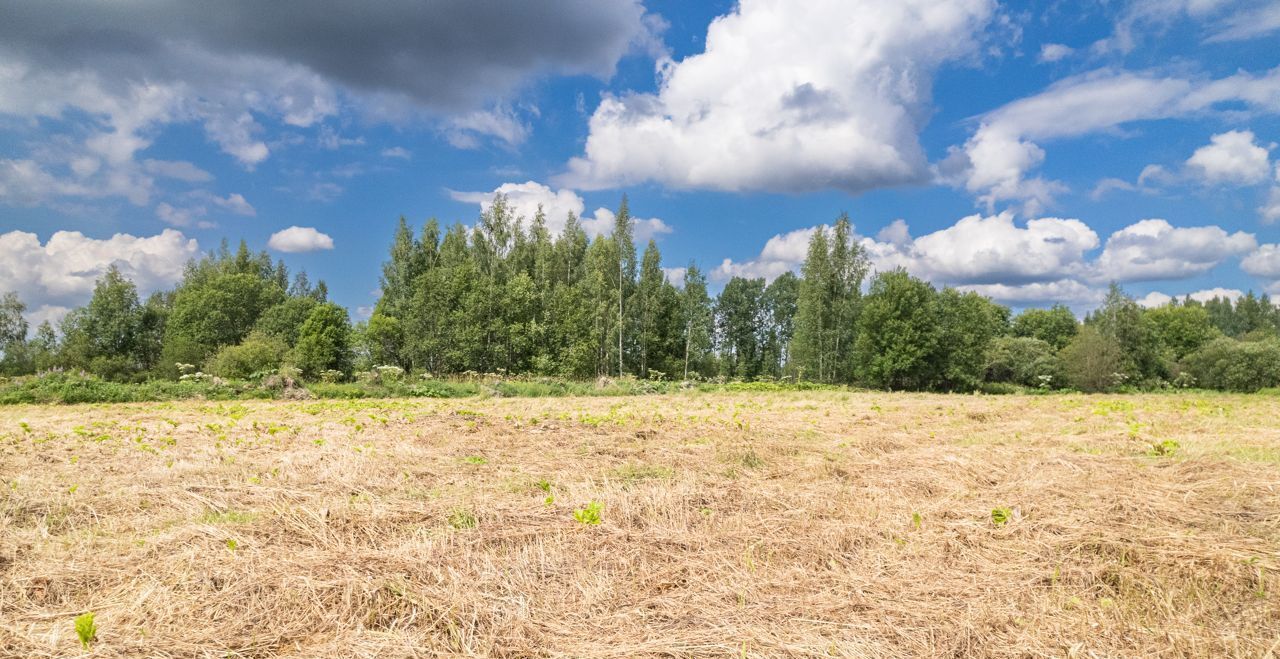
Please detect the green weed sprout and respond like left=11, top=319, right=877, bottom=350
left=74, top=611, right=97, bottom=649
left=574, top=501, right=603, bottom=525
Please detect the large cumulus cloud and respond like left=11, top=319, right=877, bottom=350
left=559, top=0, right=996, bottom=193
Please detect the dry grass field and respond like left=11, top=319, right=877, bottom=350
left=1, top=391, right=1278, bottom=657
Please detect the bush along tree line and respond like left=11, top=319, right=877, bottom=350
left=4, top=194, right=1280, bottom=398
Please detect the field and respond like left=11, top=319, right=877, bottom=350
left=2, top=392, right=1278, bottom=657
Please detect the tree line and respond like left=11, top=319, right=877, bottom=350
left=4, top=195, right=1280, bottom=392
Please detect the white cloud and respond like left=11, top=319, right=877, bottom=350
left=877, top=212, right=1099, bottom=285
left=662, top=267, right=686, bottom=287
left=946, top=67, right=1280, bottom=212
left=1262, top=186, right=1280, bottom=223
left=142, top=159, right=213, bottom=183
left=0, top=228, right=199, bottom=324
left=206, top=192, right=256, bottom=217
left=1187, top=287, right=1244, bottom=302
left=1185, top=130, right=1271, bottom=185
left=1241, top=243, right=1280, bottom=279
left=156, top=191, right=255, bottom=227
left=1038, top=43, right=1074, bottom=63
left=1204, top=3, right=1280, bottom=43
left=1138, top=287, right=1244, bottom=308
left=715, top=213, right=1256, bottom=306
left=381, top=147, right=412, bottom=160
left=267, top=226, right=334, bottom=253
left=1090, top=177, right=1138, bottom=200
left=712, top=226, right=820, bottom=282
left=317, top=125, right=365, bottom=150
left=1094, top=0, right=1235, bottom=55
left=448, top=180, right=672, bottom=242
left=579, top=206, right=673, bottom=244
left=959, top=279, right=1105, bottom=307
left=155, top=202, right=213, bottom=229
left=443, top=106, right=530, bottom=149
left=1136, top=291, right=1173, bottom=308
left=1090, top=218, right=1255, bottom=282
left=306, top=182, right=344, bottom=203
left=560, top=0, right=996, bottom=193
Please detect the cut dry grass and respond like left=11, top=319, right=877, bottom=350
left=1, top=392, right=1278, bottom=657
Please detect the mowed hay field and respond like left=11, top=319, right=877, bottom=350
left=1, top=393, right=1278, bottom=658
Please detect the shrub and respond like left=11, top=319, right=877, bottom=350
left=1183, top=337, right=1280, bottom=392
left=984, top=336, right=1062, bottom=388
left=292, top=303, right=351, bottom=378
left=1059, top=325, right=1124, bottom=393
left=204, top=332, right=287, bottom=380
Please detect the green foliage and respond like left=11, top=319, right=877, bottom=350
left=58, top=266, right=152, bottom=379
left=1087, top=284, right=1163, bottom=383
left=716, top=277, right=769, bottom=379
left=0, top=370, right=260, bottom=405
left=74, top=611, right=97, bottom=649
left=853, top=270, right=940, bottom=390
left=165, top=272, right=286, bottom=366
left=991, top=507, right=1013, bottom=526
left=292, top=303, right=352, bottom=377
left=15, top=200, right=1280, bottom=396
left=573, top=501, right=603, bottom=525
left=1011, top=304, right=1078, bottom=350
left=1144, top=304, right=1219, bottom=361
left=792, top=215, right=868, bottom=383
left=359, top=313, right=407, bottom=371
left=985, top=336, right=1062, bottom=388
left=933, top=288, right=1008, bottom=391
left=0, top=292, right=29, bottom=375
left=1149, top=439, right=1180, bottom=456
left=204, top=332, right=287, bottom=379
left=1060, top=325, right=1125, bottom=392
left=253, top=296, right=319, bottom=347
left=1183, top=337, right=1280, bottom=392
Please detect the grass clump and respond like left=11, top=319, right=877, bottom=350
left=448, top=508, right=478, bottom=530
left=612, top=463, right=674, bottom=483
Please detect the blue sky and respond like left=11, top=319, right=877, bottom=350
left=1, top=0, right=1279, bottom=325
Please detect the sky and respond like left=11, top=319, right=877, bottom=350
left=1, top=0, right=1279, bottom=327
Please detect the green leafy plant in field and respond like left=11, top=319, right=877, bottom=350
left=461, top=455, right=487, bottom=465
left=535, top=479, right=555, bottom=506
left=573, top=501, right=603, bottom=525
left=74, top=611, right=97, bottom=649
left=911, top=511, right=923, bottom=530
left=448, top=508, right=477, bottom=530
left=1149, top=439, right=1180, bottom=457
left=739, top=449, right=765, bottom=469
left=225, top=538, right=239, bottom=552
left=991, top=507, right=1014, bottom=526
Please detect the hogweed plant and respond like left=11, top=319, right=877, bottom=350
left=574, top=501, right=603, bottom=525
